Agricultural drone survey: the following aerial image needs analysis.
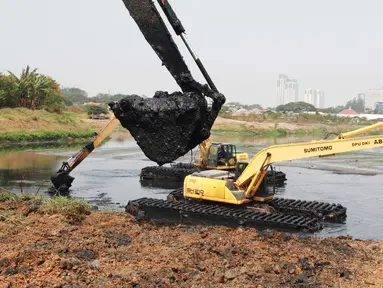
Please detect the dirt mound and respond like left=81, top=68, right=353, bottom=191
left=1, top=201, right=382, bottom=287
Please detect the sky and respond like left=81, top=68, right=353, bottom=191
left=1, top=0, right=382, bottom=108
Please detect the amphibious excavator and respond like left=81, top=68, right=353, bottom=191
left=128, top=122, right=383, bottom=232
left=140, top=138, right=287, bottom=188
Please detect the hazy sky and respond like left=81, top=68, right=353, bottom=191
left=1, top=0, right=382, bottom=108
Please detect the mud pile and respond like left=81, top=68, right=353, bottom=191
left=109, top=83, right=225, bottom=165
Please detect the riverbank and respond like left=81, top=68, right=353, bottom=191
left=211, top=117, right=377, bottom=137
left=0, top=191, right=382, bottom=287
left=0, top=108, right=113, bottom=144
left=1, top=108, right=381, bottom=144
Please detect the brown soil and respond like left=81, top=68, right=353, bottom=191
left=0, top=109, right=111, bottom=133
left=1, top=202, right=382, bottom=288
left=212, top=117, right=349, bottom=133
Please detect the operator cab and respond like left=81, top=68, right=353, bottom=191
left=207, top=142, right=237, bottom=167
left=235, top=161, right=248, bottom=180
left=234, top=160, right=273, bottom=199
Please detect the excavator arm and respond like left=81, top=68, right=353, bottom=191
left=51, top=115, right=120, bottom=192
left=112, top=0, right=225, bottom=166
left=237, top=122, right=383, bottom=197
left=236, top=132, right=383, bottom=198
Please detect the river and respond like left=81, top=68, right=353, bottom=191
left=1, top=133, right=383, bottom=240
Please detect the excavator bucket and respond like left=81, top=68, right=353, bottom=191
left=50, top=171, right=74, bottom=193
left=110, top=0, right=225, bottom=165
left=109, top=87, right=224, bottom=166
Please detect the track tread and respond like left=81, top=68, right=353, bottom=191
left=127, top=196, right=323, bottom=232
left=167, top=189, right=347, bottom=223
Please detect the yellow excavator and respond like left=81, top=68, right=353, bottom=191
left=195, top=138, right=249, bottom=170
left=128, top=122, right=383, bottom=232
left=184, top=123, right=383, bottom=203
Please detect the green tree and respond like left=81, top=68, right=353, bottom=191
left=318, top=105, right=345, bottom=114
left=84, top=104, right=108, bottom=115
left=61, top=87, right=88, bottom=106
left=5, top=66, right=62, bottom=110
left=345, top=95, right=365, bottom=113
left=276, top=101, right=316, bottom=113
left=0, top=73, right=18, bottom=108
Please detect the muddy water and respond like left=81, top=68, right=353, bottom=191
left=1, top=134, right=383, bottom=240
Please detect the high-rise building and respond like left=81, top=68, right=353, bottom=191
left=276, top=74, right=299, bottom=106
left=304, top=89, right=325, bottom=108
left=364, top=88, right=383, bottom=110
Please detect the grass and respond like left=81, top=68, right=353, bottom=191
left=42, top=196, right=92, bottom=223
left=212, top=127, right=328, bottom=137
left=0, top=141, right=89, bottom=153
left=0, top=107, right=114, bottom=144
left=0, top=188, right=92, bottom=224
left=0, top=107, right=81, bottom=124
left=0, top=129, right=95, bottom=144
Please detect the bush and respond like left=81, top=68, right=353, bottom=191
left=84, top=104, right=108, bottom=115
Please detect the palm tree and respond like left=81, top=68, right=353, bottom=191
left=7, top=66, right=61, bottom=109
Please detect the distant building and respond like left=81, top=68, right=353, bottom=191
left=276, top=74, right=299, bottom=106
left=304, top=89, right=325, bottom=108
left=376, top=101, right=383, bottom=111
left=338, top=108, right=357, bottom=115
left=365, top=88, right=383, bottom=110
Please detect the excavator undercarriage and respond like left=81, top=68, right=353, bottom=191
left=126, top=188, right=347, bottom=232
left=140, top=163, right=287, bottom=188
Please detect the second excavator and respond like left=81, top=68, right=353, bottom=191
left=140, top=139, right=287, bottom=189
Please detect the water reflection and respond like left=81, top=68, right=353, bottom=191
left=140, top=179, right=183, bottom=190
left=0, top=141, right=92, bottom=193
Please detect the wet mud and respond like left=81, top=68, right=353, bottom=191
left=115, top=0, right=225, bottom=165
left=109, top=87, right=225, bottom=166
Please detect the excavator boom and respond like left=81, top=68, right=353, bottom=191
left=237, top=134, right=383, bottom=197
left=50, top=115, right=120, bottom=192
left=237, top=122, right=383, bottom=194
